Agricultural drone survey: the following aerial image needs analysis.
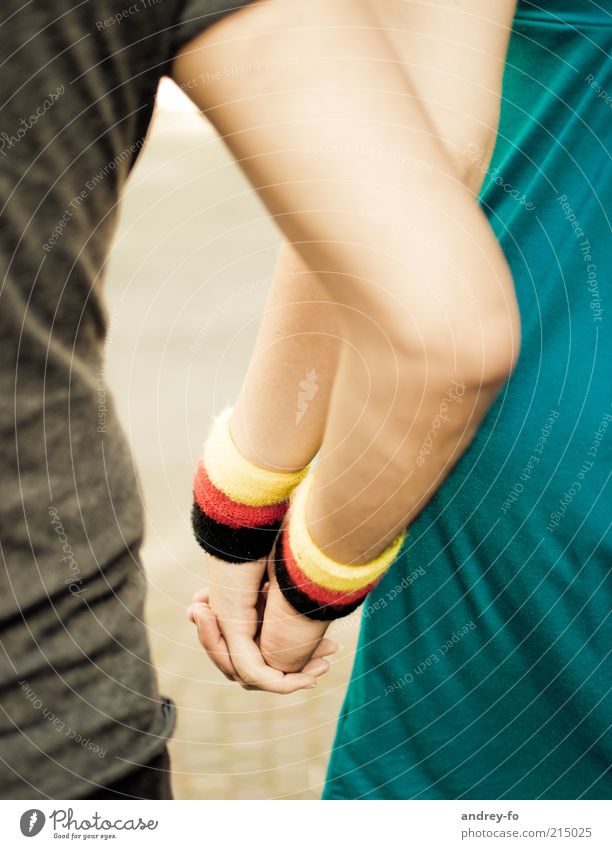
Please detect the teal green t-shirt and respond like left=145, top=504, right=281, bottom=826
left=324, top=0, right=611, bottom=800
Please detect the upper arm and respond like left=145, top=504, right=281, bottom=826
left=169, top=0, right=519, bottom=356
left=369, top=0, right=518, bottom=190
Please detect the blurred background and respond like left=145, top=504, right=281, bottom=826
left=103, top=79, right=360, bottom=800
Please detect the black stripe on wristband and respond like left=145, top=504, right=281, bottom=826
left=191, top=501, right=282, bottom=563
left=274, top=540, right=366, bottom=621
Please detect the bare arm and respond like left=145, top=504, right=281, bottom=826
left=230, top=242, right=340, bottom=472
left=174, top=0, right=520, bottom=677
left=372, top=0, right=518, bottom=192
left=174, top=0, right=519, bottom=551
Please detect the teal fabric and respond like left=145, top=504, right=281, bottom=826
left=324, top=0, right=612, bottom=800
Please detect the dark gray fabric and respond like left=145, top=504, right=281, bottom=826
left=85, top=747, right=173, bottom=799
left=0, top=0, right=250, bottom=799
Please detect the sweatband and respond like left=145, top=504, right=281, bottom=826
left=275, top=474, right=407, bottom=620
left=192, top=408, right=309, bottom=562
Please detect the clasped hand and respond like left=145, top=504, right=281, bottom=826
left=187, top=549, right=337, bottom=694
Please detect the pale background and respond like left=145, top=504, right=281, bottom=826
left=103, top=79, right=360, bottom=800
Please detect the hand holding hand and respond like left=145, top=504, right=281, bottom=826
left=259, top=557, right=332, bottom=674
left=188, top=554, right=336, bottom=693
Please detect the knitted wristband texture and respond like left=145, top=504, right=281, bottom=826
left=192, top=408, right=309, bottom=563
left=275, top=475, right=407, bottom=620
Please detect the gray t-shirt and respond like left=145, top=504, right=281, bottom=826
left=0, top=0, right=250, bottom=799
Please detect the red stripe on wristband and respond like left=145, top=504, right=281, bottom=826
left=194, top=462, right=288, bottom=529
left=281, top=529, right=379, bottom=607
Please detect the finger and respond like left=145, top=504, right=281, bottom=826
left=191, top=586, right=211, bottom=605
left=225, top=633, right=318, bottom=694
left=311, top=638, right=339, bottom=659
left=188, top=602, right=238, bottom=681
left=302, top=656, right=330, bottom=678
left=301, top=639, right=341, bottom=677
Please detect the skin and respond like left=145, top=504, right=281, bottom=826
left=172, top=0, right=519, bottom=690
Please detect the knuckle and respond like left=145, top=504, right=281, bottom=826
left=262, top=648, right=306, bottom=674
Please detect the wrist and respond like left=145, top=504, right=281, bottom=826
left=191, top=407, right=309, bottom=563
left=274, top=474, right=406, bottom=620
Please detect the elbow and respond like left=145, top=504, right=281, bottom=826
left=454, top=291, right=521, bottom=389
left=397, top=265, right=521, bottom=392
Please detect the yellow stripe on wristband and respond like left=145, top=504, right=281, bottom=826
left=288, top=474, right=407, bottom=592
left=203, top=408, right=309, bottom=507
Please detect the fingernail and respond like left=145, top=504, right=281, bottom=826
left=307, top=683, right=316, bottom=689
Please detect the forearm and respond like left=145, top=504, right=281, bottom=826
left=230, top=242, right=340, bottom=472
left=306, top=336, right=502, bottom=563
left=231, top=242, right=513, bottom=567
left=230, top=210, right=517, bottom=567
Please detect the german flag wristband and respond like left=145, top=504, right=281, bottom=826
left=191, top=408, right=309, bottom=563
left=275, top=474, right=407, bottom=620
